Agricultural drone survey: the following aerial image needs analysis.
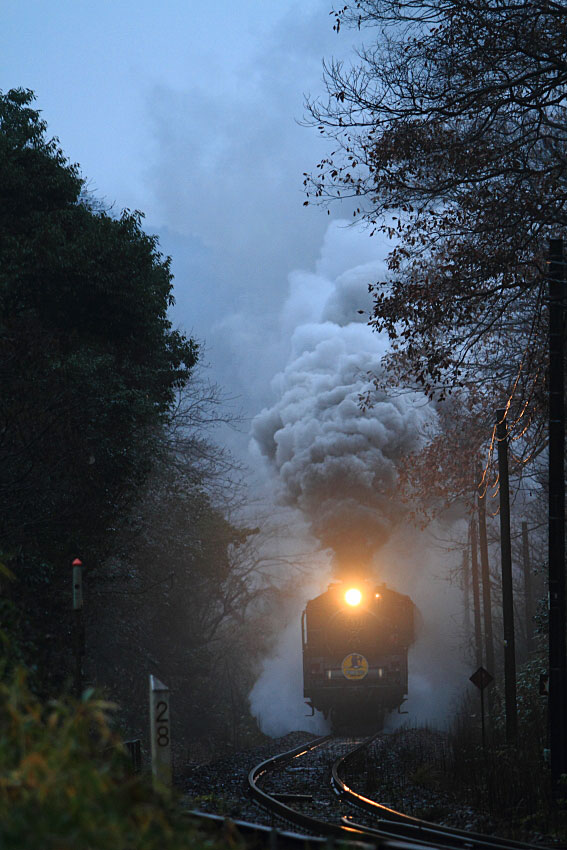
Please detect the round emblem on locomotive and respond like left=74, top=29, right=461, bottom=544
left=341, top=652, right=369, bottom=680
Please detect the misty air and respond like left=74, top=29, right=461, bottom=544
left=1, top=1, right=566, bottom=847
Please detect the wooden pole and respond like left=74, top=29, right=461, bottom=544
left=547, top=237, right=567, bottom=797
left=495, top=408, right=518, bottom=744
left=462, top=542, right=471, bottom=651
left=480, top=685, right=486, bottom=751
left=521, top=521, right=534, bottom=655
left=470, top=518, right=483, bottom=668
left=477, top=473, right=495, bottom=678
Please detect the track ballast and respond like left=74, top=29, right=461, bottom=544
left=247, top=734, right=548, bottom=850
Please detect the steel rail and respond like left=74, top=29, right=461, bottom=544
left=332, top=741, right=544, bottom=850
left=248, top=735, right=420, bottom=849
left=185, top=809, right=363, bottom=850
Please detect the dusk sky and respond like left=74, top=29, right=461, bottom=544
left=3, top=2, right=470, bottom=732
left=2, top=1, right=393, bottom=467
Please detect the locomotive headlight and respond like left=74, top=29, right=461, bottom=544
left=345, top=587, right=362, bottom=606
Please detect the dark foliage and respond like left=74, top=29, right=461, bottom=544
left=83, top=452, right=276, bottom=760
left=304, top=1, right=567, bottom=495
left=0, top=89, right=198, bottom=689
left=0, top=669, right=236, bottom=849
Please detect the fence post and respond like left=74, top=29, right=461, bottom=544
left=149, top=675, right=172, bottom=789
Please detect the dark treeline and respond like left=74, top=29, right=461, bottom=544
left=303, top=0, right=560, bottom=639
left=0, top=88, right=280, bottom=761
left=303, top=0, right=566, bottom=830
left=304, top=0, right=566, bottom=498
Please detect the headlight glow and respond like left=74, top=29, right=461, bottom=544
left=345, top=587, right=362, bottom=606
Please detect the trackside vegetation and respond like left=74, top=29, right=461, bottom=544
left=0, top=668, right=239, bottom=849
left=0, top=85, right=277, bottom=844
left=0, top=86, right=201, bottom=694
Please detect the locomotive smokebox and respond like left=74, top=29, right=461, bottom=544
left=302, top=580, right=415, bottom=733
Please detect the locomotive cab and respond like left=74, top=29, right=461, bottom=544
left=302, top=580, right=414, bottom=732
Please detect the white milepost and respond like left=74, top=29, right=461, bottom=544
left=149, top=675, right=172, bottom=789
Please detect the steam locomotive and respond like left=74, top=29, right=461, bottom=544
left=302, top=580, right=415, bottom=732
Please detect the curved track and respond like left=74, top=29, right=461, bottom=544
left=248, top=735, right=376, bottom=843
left=249, top=734, right=546, bottom=850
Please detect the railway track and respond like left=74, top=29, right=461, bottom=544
left=247, top=734, right=547, bottom=850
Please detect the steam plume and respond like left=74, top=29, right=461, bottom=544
left=248, top=223, right=467, bottom=734
left=251, top=245, right=437, bottom=575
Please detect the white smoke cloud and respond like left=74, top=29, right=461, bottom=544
left=249, top=616, right=329, bottom=737
left=251, top=233, right=438, bottom=572
left=248, top=221, right=468, bottom=735
left=378, top=523, right=471, bottom=729
left=249, top=521, right=469, bottom=735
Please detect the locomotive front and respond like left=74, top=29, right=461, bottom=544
left=302, top=581, right=415, bottom=732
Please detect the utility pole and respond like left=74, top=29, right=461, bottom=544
left=470, top=518, right=483, bottom=668
left=495, top=408, right=518, bottom=744
left=547, top=237, right=567, bottom=797
left=462, top=540, right=471, bottom=649
left=477, top=468, right=495, bottom=679
left=521, top=521, right=534, bottom=656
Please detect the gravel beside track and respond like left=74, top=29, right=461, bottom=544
left=343, top=729, right=560, bottom=846
left=179, top=732, right=317, bottom=826
left=179, top=728, right=561, bottom=846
